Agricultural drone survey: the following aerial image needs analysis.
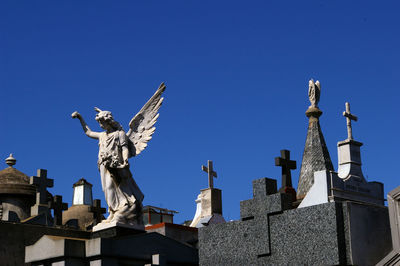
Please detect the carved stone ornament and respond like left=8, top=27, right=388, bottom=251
left=308, top=79, right=321, bottom=108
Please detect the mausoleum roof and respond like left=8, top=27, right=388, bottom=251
left=0, top=166, right=30, bottom=184
left=73, top=178, right=92, bottom=187
left=0, top=154, right=36, bottom=196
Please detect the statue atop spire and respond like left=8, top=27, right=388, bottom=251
left=308, top=79, right=321, bottom=108
left=297, top=79, right=333, bottom=199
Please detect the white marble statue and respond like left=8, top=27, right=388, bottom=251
left=71, top=83, right=166, bottom=226
left=308, top=79, right=321, bottom=108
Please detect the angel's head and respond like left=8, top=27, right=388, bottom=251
left=94, top=107, right=122, bottom=131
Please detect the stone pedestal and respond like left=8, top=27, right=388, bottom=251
left=190, top=188, right=225, bottom=227
left=199, top=188, right=222, bottom=216
left=337, top=139, right=365, bottom=181
left=91, top=221, right=145, bottom=239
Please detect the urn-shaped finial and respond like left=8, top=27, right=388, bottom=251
left=5, top=154, right=16, bottom=167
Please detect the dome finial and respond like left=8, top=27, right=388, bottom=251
left=6, top=154, right=16, bottom=167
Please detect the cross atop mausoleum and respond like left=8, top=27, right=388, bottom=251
left=30, top=169, right=54, bottom=205
left=90, top=199, right=106, bottom=224
left=49, top=195, right=68, bottom=226
left=202, top=160, right=218, bottom=189
left=343, top=102, right=358, bottom=140
left=275, top=150, right=296, bottom=189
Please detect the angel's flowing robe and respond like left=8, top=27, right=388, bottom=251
left=97, top=130, right=144, bottom=219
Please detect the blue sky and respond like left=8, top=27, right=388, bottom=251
left=1, top=1, right=399, bottom=223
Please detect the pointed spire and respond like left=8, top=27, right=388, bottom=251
left=297, top=80, right=334, bottom=199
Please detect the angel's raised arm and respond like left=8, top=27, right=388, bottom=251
left=71, top=111, right=101, bottom=139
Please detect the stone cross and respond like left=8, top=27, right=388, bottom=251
left=343, top=102, right=358, bottom=140
left=90, top=199, right=106, bottom=224
left=275, top=150, right=296, bottom=189
left=49, top=195, right=68, bottom=226
left=30, top=169, right=54, bottom=205
left=202, top=160, right=218, bottom=189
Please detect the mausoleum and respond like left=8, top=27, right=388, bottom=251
left=0, top=79, right=398, bottom=265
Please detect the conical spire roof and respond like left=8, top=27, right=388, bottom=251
left=297, top=80, right=334, bottom=198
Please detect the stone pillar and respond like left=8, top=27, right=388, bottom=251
left=190, top=188, right=225, bottom=227
left=337, top=139, right=365, bottom=181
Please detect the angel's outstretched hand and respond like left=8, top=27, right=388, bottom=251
left=71, top=111, right=81, bottom=119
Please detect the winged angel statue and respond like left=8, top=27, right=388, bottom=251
left=71, top=83, right=166, bottom=226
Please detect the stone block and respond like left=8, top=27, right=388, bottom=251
left=240, top=193, right=292, bottom=220
left=145, top=222, right=198, bottom=247
left=199, top=188, right=222, bottom=215
left=25, top=235, right=85, bottom=263
left=343, top=201, right=391, bottom=265
left=299, top=170, right=385, bottom=208
left=86, top=232, right=198, bottom=265
left=199, top=202, right=350, bottom=265
left=199, top=216, right=270, bottom=265
left=252, top=178, right=277, bottom=199
left=265, top=202, right=346, bottom=265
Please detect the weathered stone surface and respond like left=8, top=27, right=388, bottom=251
left=241, top=178, right=292, bottom=220
left=265, top=203, right=346, bottom=265
left=199, top=217, right=270, bottom=265
left=25, top=235, right=86, bottom=263
left=240, top=193, right=292, bottom=220
left=145, top=222, right=198, bottom=247
left=252, top=178, right=277, bottom=199
left=63, top=205, right=97, bottom=230
left=199, top=176, right=391, bottom=265
left=377, top=186, right=400, bottom=266
left=190, top=188, right=225, bottom=228
left=297, top=80, right=334, bottom=198
left=299, top=170, right=384, bottom=208
left=0, top=157, right=36, bottom=221
left=297, top=119, right=334, bottom=198
left=200, top=202, right=347, bottom=265
left=0, top=221, right=90, bottom=265
left=343, top=201, right=391, bottom=265
left=25, top=230, right=198, bottom=265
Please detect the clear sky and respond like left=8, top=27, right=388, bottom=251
left=1, top=1, right=399, bottom=223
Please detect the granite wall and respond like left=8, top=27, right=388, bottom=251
left=199, top=177, right=392, bottom=266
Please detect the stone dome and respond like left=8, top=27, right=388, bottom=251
left=0, top=154, right=36, bottom=196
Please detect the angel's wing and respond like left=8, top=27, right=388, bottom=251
left=126, top=83, right=166, bottom=157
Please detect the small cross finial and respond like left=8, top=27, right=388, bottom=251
left=5, top=154, right=16, bottom=167
left=90, top=199, right=106, bottom=225
left=49, top=195, right=68, bottom=226
left=275, top=150, right=296, bottom=189
left=343, top=102, right=358, bottom=140
left=201, top=160, right=218, bottom=189
left=30, top=169, right=54, bottom=205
